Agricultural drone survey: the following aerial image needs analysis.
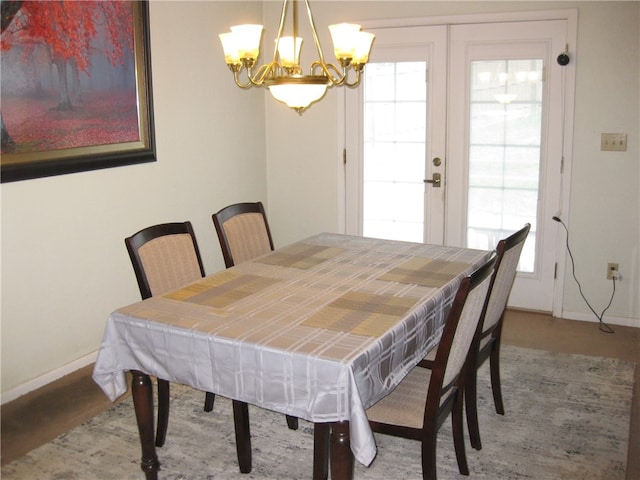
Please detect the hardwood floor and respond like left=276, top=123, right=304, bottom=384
left=2, top=310, right=638, bottom=478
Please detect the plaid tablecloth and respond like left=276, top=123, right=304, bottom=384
left=93, top=233, right=490, bottom=466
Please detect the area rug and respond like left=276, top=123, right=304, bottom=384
left=2, top=346, right=634, bottom=480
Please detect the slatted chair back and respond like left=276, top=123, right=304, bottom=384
left=212, top=202, right=274, bottom=268
left=125, top=222, right=205, bottom=298
left=481, top=223, right=531, bottom=336
left=434, top=256, right=496, bottom=396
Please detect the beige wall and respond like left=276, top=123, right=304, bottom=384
left=264, top=1, right=639, bottom=320
left=1, top=1, right=266, bottom=398
left=1, top=1, right=638, bottom=400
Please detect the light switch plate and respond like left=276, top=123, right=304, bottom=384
left=601, top=133, right=627, bottom=151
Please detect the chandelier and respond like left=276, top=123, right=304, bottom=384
left=219, top=0, right=375, bottom=114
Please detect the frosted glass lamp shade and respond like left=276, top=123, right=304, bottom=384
left=328, top=23, right=361, bottom=59
left=219, top=32, right=241, bottom=64
left=277, top=37, right=303, bottom=68
left=353, top=32, right=375, bottom=64
left=230, top=24, right=263, bottom=60
left=267, top=76, right=329, bottom=111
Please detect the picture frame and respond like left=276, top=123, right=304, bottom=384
left=1, top=1, right=155, bottom=183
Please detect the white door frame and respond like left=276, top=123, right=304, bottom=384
left=337, top=9, right=577, bottom=318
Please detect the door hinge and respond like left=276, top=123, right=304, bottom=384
left=554, top=262, right=558, bottom=279
left=343, top=148, right=347, bottom=165
left=560, top=156, right=564, bottom=174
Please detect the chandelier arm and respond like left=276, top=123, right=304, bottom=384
left=253, top=62, right=280, bottom=85
left=316, top=62, right=364, bottom=88
left=231, top=62, right=277, bottom=89
left=343, top=68, right=363, bottom=88
left=292, top=0, right=298, bottom=43
left=304, top=0, right=329, bottom=69
left=233, top=69, right=254, bottom=89
left=272, top=0, right=290, bottom=65
left=311, top=62, right=364, bottom=88
left=310, top=60, right=345, bottom=85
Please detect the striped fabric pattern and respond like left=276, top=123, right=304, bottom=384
left=222, top=212, right=272, bottom=265
left=482, top=242, right=526, bottom=333
left=94, top=233, right=491, bottom=466
left=137, top=233, right=203, bottom=296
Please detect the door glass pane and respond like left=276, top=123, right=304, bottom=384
left=363, top=62, right=426, bottom=242
left=467, top=59, right=542, bottom=272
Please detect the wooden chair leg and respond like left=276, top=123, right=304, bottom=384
left=286, top=414, right=299, bottom=430
left=489, top=341, right=505, bottom=415
left=452, top=390, right=470, bottom=476
left=232, top=400, right=252, bottom=473
left=155, top=379, right=170, bottom=448
left=420, top=424, right=438, bottom=480
left=203, top=392, right=215, bottom=412
left=465, top=366, right=482, bottom=450
left=313, top=423, right=330, bottom=480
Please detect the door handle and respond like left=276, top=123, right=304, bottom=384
left=424, top=172, right=441, bottom=187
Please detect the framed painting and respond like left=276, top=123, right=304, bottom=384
left=1, top=1, right=155, bottom=183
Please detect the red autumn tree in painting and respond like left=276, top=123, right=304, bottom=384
left=1, top=0, right=137, bottom=153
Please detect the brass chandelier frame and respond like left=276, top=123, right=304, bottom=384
left=221, top=0, right=373, bottom=112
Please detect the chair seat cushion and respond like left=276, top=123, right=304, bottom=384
left=366, top=366, right=433, bottom=429
left=479, top=334, right=494, bottom=350
left=424, top=345, right=437, bottom=361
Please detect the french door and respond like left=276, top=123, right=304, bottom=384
left=344, top=17, right=575, bottom=312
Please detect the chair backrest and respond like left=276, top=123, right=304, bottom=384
left=212, top=201, right=274, bottom=268
left=482, top=223, right=531, bottom=335
left=433, top=255, right=496, bottom=391
left=125, top=221, right=205, bottom=299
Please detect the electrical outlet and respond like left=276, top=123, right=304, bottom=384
left=607, top=263, right=619, bottom=280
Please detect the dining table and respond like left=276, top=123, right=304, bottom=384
left=93, top=232, right=491, bottom=480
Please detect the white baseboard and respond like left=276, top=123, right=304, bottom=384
left=1, top=350, right=98, bottom=405
left=560, top=310, right=640, bottom=329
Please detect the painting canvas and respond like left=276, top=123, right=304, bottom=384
left=1, top=1, right=155, bottom=183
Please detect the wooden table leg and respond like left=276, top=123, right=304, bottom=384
left=232, top=400, right=252, bottom=473
left=330, top=421, right=354, bottom=480
left=131, top=370, right=159, bottom=480
left=313, top=423, right=330, bottom=480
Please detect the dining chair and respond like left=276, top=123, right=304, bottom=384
left=367, top=256, right=495, bottom=480
left=212, top=202, right=299, bottom=431
left=311, top=255, right=496, bottom=480
left=464, top=223, right=531, bottom=450
left=125, top=221, right=216, bottom=447
left=361, top=255, right=496, bottom=480
left=212, top=201, right=274, bottom=268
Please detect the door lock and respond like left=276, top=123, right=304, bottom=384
left=424, top=172, right=441, bottom=187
